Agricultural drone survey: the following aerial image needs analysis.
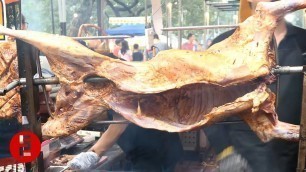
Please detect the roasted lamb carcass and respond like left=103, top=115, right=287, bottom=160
left=0, top=42, right=21, bottom=121
left=0, top=0, right=304, bottom=142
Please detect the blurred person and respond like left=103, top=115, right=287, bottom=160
left=68, top=112, right=183, bottom=171
left=118, top=40, right=132, bottom=61
left=77, top=24, right=107, bottom=51
left=8, top=14, right=28, bottom=41
left=20, top=14, right=28, bottom=30
left=151, top=33, right=168, bottom=58
left=113, top=39, right=122, bottom=57
left=204, top=0, right=306, bottom=172
left=182, top=33, right=197, bottom=51
left=206, top=38, right=213, bottom=49
left=132, top=44, right=144, bottom=61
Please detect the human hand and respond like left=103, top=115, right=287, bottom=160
left=67, top=152, right=99, bottom=170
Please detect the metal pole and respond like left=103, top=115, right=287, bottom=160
left=51, top=0, right=55, bottom=34
left=16, top=40, right=44, bottom=172
left=162, top=25, right=238, bottom=31
left=168, top=2, right=172, bottom=48
left=72, top=35, right=131, bottom=40
left=145, top=0, right=148, bottom=28
left=101, top=0, right=107, bottom=32
left=203, top=0, right=207, bottom=43
left=97, top=0, right=102, bottom=36
left=297, top=74, right=306, bottom=172
left=58, top=0, right=67, bottom=35
left=178, top=0, right=182, bottom=49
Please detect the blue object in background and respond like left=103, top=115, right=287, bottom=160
left=106, top=24, right=145, bottom=36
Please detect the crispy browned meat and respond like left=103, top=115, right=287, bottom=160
left=0, top=42, right=20, bottom=120
left=0, top=0, right=304, bottom=141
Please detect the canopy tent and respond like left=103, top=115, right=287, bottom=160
left=106, top=24, right=145, bottom=36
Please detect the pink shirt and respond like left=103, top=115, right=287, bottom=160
left=119, top=50, right=132, bottom=61
left=113, top=46, right=121, bottom=57
left=182, top=42, right=194, bottom=50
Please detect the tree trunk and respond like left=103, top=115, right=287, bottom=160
left=67, top=0, right=95, bottom=37
left=151, top=0, right=163, bottom=35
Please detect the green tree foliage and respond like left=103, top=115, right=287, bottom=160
left=20, top=0, right=241, bottom=43
left=21, top=0, right=60, bottom=33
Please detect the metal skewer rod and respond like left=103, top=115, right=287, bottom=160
left=93, top=120, right=131, bottom=124
left=272, top=66, right=306, bottom=74
left=92, top=120, right=245, bottom=125
left=162, top=24, right=238, bottom=31
left=1, top=65, right=306, bottom=96
left=72, top=35, right=131, bottom=40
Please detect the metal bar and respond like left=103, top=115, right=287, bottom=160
left=2, top=64, right=306, bottom=96
left=20, top=77, right=60, bottom=85
left=215, top=120, right=243, bottom=125
left=93, top=120, right=131, bottom=124
left=272, top=36, right=280, bottom=108
left=0, top=76, right=108, bottom=96
left=16, top=40, right=44, bottom=172
left=178, top=0, right=182, bottom=49
left=92, top=120, right=244, bottom=125
left=0, top=80, right=20, bottom=95
left=145, top=0, right=148, bottom=28
left=162, top=25, right=238, bottom=31
left=72, top=35, right=131, bottom=40
left=31, top=77, right=106, bottom=85
left=97, top=0, right=102, bottom=36
left=272, top=66, right=306, bottom=74
left=297, top=74, right=306, bottom=172
left=3, top=63, right=306, bottom=96
left=35, top=51, right=53, bottom=117
left=33, top=77, right=60, bottom=85
left=51, top=0, right=55, bottom=34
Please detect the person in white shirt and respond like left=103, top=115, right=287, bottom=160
left=118, top=40, right=132, bottom=61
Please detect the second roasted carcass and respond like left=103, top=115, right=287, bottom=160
left=0, top=42, right=20, bottom=121
left=0, top=0, right=304, bottom=142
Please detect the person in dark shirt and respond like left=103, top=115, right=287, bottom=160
left=204, top=0, right=306, bottom=172
left=132, top=44, right=144, bottom=62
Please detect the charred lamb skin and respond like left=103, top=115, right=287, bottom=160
left=0, top=0, right=305, bottom=142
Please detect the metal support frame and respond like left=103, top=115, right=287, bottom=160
left=2, top=47, right=306, bottom=171
left=297, top=74, right=306, bottom=172
left=50, top=0, right=55, bottom=34
left=72, top=35, right=131, bottom=40
left=16, top=40, right=44, bottom=172
left=97, top=0, right=102, bottom=36
left=162, top=25, right=237, bottom=49
left=162, top=25, right=237, bottom=31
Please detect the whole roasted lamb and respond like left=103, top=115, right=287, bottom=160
left=0, top=0, right=305, bottom=142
